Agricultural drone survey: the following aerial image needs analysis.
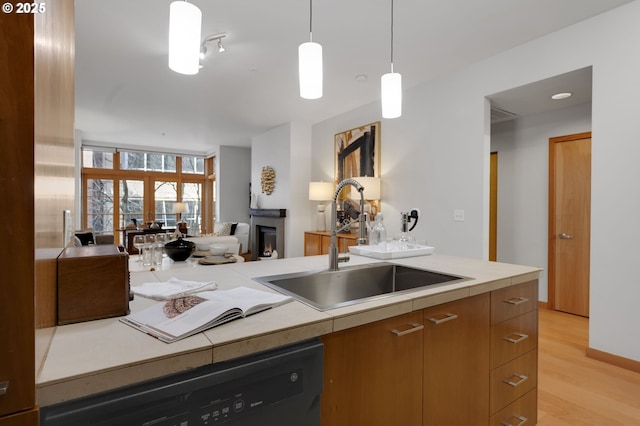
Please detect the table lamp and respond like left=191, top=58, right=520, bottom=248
left=350, top=176, right=381, bottom=215
left=172, top=202, right=188, bottom=236
left=309, top=182, right=335, bottom=231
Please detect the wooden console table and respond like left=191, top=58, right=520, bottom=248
left=304, top=231, right=358, bottom=256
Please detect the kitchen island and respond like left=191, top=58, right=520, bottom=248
left=36, top=252, right=540, bottom=422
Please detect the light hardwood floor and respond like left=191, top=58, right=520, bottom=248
left=538, top=308, right=640, bottom=425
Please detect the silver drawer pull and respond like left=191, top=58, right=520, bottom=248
left=504, top=332, right=528, bottom=344
left=391, top=322, right=424, bottom=336
left=427, top=313, right=458, bottom=325
left=505, top=297, right=528, bottom=305
left=0, top=381, right=8, bottom=396
left=503, top=373, right=528, bottom=387
left=501, top=415, right=527, bottom=426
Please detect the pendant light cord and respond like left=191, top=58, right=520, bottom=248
left=390, top=0, right=394, bottom=72
left=309, top=0, right=313, bottom=42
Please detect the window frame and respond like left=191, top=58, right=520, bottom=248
left=82, top=150, right=213, bottom=244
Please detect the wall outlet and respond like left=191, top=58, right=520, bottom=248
left=454, top=210, right=465, bottom=222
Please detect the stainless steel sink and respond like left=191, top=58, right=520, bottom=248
left=254, top=263, right=470, bottom=311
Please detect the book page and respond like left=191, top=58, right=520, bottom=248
left=121, top=286, right=292, bottom=342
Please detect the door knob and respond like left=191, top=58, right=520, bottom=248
left=559, top=233, right=574, bottom=239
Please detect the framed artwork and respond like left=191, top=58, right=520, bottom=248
left=334, top=122, right=380, bottom=205
left=334, top=121, right=380, bottom=183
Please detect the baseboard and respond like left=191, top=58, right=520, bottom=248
left=538, top=301, right=548, bottom=310
left=586, top=347, right=640, bottom=373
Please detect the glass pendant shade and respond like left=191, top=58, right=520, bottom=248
left=168, top=1, right=202, bottom=75
left=299, top=41, right=323, bottom=99
left=381, top=71, right=402, bottom=119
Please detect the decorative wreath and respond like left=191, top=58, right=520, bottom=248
left=261, top=166, right=276, bottom=195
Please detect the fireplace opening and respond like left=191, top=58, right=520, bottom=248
left=258, top=226, right=277, bottom=258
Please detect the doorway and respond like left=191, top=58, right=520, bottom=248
left=548, top=132, right=591, bottom=317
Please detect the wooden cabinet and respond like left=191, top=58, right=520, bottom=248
left=423, top=293, right=490, bottom=426
left=304, top=231, right=358, bottom=256
left=490, top=280, right=538, bottom=425
left=321, top=312, right=424, bottom=426
left=0, top=10, right=36, bottom=423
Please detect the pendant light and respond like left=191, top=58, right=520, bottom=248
left=299, top=0, right=323, bottom=99
left=381, top=0, right=402, bottom=118
left=168, top=0, right=202, bottom=75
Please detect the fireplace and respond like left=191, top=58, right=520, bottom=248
left=257, top=226, right=277, bottom=258
left=250, top=209, right=286, bottom=261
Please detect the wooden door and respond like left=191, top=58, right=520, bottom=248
left=489, top=152, right=498, bottom=261
left=548, top=132, right=591, bottom=317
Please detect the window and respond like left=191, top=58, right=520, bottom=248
left=182, top=156, right=204, bottom=174
left=83, top=148, right=114, bottom=169
left=119, top=151, right=176, bottom=172
left=81, top=148, right=211, bottom=243
left=120, top=180, right=144, bottom=229
left=86, top=179, right=114, bottom=232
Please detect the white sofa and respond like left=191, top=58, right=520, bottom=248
left=185, top=222, right=249, bottom=254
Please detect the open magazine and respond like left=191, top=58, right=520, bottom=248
left=120, top=286, right=293, bottom=343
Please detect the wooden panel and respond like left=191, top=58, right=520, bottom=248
left=0, top=408, right=38, bottom=426
left=321, top=235, right=331, bottom=254
left=491, top=310, right=538, bottom=369
left=32, top=0, right=76, bottom=332
left=304, top=232, right=322, bottom=256
left=423, top=293, right=490, bottom=426
left=0, top=10, right=36, bottom=419
left=35, top=249, right=62, bottom=328
left=304, top=231, right=358, bottom=256
left=321, top=312, right=423, bottom=426
left=490, top=349, right=537, bottom=414
left=491, top=280, right=538, bottom=324
left=490, top=388, right=537, bottom=426
left=57, top=246, right=130, bottom=325
left=34, top=0, right=76, bottom=250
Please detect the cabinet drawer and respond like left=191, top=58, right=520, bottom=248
left=490, top=388, right=537, bottom=426
left=490, top=349, right=537, bottom=414
left=491, top=310, right=537, bottom=369
left=491, top=280, right=538, bottom=324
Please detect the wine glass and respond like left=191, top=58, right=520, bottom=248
left=133, top=235, right=145, bottom=263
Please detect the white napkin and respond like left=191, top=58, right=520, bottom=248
left=133, top=277, right=218, bottom=300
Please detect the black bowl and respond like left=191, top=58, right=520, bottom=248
left=164, top=237, right=195, bottom=261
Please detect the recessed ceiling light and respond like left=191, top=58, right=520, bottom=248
left=551, top=92, right=572, bottom=100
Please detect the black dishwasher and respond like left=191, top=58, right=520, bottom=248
left=40, top=339, right=323, bottom=426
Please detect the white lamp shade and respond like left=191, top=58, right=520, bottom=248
left=168, top=1, right=202, bottom=75
left=350, top=176, right=381, bottom=200
left=299, top=41, right=323, bottom=99
left=381, top=72, right=402, bottom=119
left=309, top=181, right=334, bottom=201
left=172, top=202, right=188, bottom=214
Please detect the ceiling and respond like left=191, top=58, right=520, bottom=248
left=75, top=0, right=632, bottom=154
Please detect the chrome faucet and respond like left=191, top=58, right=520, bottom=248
left=329, top=178, right=367, bottom=271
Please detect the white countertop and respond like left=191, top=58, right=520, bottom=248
left=35, top=253, right=540, bottom=406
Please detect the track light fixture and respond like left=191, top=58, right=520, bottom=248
left=200, top=33, right=227, bottom=61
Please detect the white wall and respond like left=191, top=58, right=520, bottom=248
left=251, top=122, right=313, bottom=258
left=217, top=146, right=251, bottom=224
left=307, top=2, right=640, bottom=362
left=491, top=103, right=592, bottom=302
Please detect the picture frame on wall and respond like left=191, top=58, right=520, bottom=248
left=334, top=121, right=381, bottom=188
